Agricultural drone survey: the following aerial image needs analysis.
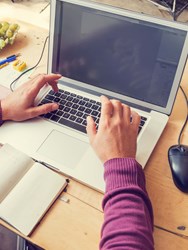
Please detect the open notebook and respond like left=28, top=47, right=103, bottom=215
left=0, top=144, right=68, bottom=236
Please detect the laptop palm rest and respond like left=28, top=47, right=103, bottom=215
left=37, top=130, right=88, bottom=169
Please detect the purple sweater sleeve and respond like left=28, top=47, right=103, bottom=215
left=99, top=158, right=154, bottom=250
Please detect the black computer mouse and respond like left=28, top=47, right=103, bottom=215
left=168, top=145, right=188, bottom=193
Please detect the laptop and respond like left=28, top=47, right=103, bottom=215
left=0, top=0, right=188, bottom=192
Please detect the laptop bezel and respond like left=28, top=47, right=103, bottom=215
left=48, top=0, right=188, bottom=116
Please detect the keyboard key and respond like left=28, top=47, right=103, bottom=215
left=83, top=114, right=88, bottom=119
left=49, top=90, right=55, bottom=95
left=60, top=100, right=66, bottom=105
left=45, top=94, right=54, bottom=101
left=91, top=110, right=99, bottom=116
left=85, top=108, right=92, bottom=114
left=55, top=92, right=61, bottom=97
left=66, top=102, right=73, bottom=107
left=140, top=120, right=145, bottom=126
left=90, top=100, right=96, bottom=103
left=43, top=99, right=51, bottom=104
left=54, top=97, right=60, bottom=102
left=69, top=115, right=76, bottom=121
left=63, top=113, right=70, bottom=119
left=78, top=106, right=85, bottom=112
left=92, top=116, right=98, bottom=122
left=82, top=120, right=87, bottom=126
left=67, top=96, right=73, bottom=101
left=59, top=105, right=64, bottom=110
left=72, top=104, right=79, bottom=109
left=76, top=117, right=83, bottom=124
left=61, top=94, right=67, bottom=99
left=50, top=115, right=60, bottom=122
left=63, top=107, right=71, bottom=112
left=91, top=104, right=99, bottom=110
left=85, top=102, right=92, bottom=108
left=59, top=117, right=87, bottom=133
left=141, top=116, right=147, bottom=121
left=77, top=95, right=83, bottom=99
left=70, top=109, right=77, bottom=115
left=56, top=110, right=64, bottom=116
left=72, top=98, right=79, bottom=104
left=79, top=100, right=86, bottom=105
left=76, top=111, right=83, bottom=117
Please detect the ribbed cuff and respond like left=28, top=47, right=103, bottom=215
left=104, top=158, right=146, bottom=192
left=0, top=100, right=4, bottom=126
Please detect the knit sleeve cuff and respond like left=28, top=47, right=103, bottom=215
left=104, top=158, right=146, bottom=192
left=0, top=100, right=4, bottom=126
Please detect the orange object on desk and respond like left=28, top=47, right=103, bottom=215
left=0, top=62, right=8, bottom=69
left=13, top=59, right=27, bottom=71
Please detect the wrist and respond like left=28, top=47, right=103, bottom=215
left=0, top=100, right=4, bottom=125
left=0, top=99, right=9, bottom=121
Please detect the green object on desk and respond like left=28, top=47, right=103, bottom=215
left=0, top=21, right=20, bottom=50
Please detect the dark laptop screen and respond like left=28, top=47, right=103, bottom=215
left=52, top=1, right=186, bottom=108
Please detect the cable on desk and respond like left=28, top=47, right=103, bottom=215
left=178, top=86, right=188, bottom=146
left=10, top=36, right=49, bottom=92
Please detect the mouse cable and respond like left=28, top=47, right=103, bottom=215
left=178, top=86, right=188, bottom=146
left=10, top=36, right=49, bottom=92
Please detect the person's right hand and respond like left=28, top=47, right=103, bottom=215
left=1, top=73, right=61, bottom=121
left=86, top=96, right=140, bottom=164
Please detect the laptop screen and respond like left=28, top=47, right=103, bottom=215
left=51, top=0, right=188, bottom=111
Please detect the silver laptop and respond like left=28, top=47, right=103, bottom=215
left=0, top=0, right=188, bottom=192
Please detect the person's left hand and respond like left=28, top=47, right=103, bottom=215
left=1, top=73, right=61, bottom=121
left=86, top=96, right=140, bottom=163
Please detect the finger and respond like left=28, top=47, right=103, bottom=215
left=131, top=111, right=140, bottom=127
left=122, top=104, right=131, bottom=124
left=29, top=73, right=42, bottom=79
left=32, top=74, right=61, bottom=95
left=26, top=103, right=59, bottom=119
left=86, top=116, right=97, bottom=143
left=51, top=79, right=59, bottom=92
left=100, top=95, right=113, bottom=121
left=111, top=99, right=123, bottom=118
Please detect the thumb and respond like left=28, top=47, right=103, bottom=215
left=27, top=103, right=59, bottom=119
left=86, top=116, right=96, bottom=143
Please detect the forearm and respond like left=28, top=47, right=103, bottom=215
left=100, top=158, right=154, bottom=250
left=0, top=100, right=4, bottom=125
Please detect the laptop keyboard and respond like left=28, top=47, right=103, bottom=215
left=38, top=89, right=147, bottom=134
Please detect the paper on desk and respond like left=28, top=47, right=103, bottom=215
left=0, top=62, right=34, bottom=90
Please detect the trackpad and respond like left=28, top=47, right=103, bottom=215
left=37, top=130, right=88, bottom=169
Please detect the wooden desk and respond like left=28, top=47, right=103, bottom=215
left=0, top=1, right=188, bottom=249
left=31, top=62, right=188, bottom=250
